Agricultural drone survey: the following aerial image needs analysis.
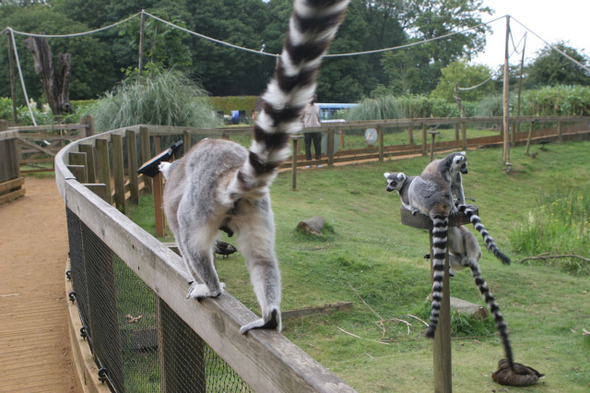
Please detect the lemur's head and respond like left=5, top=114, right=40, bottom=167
left=384, top=172, right=407, bottom=192
left=451, top=151, right=468, bottom=175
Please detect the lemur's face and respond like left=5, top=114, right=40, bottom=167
left=384, top=172, right=406, bottom=192
left=452, top=154, right=468, bottom=175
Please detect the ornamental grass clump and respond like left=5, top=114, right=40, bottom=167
left=86, top=70, right=221, bottom=132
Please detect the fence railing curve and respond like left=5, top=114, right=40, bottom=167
left=55, top=125, right=357, bottom=393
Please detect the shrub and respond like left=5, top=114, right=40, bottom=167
left=83, top=69, right=221, bottom=132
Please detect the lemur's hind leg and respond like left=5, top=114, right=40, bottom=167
left=234, top=197, right=282, bottom=335
left=176, top=217, right=225, bottom=300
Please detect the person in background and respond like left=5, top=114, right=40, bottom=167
left=302, top=94, right=322, bottom=168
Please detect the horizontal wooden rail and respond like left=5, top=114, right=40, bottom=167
left=55, top=128, right=356, bottom=393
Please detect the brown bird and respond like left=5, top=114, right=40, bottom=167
left=214, top=240, right=237, bottom=258
left=492, top=359, right=545, bottom=386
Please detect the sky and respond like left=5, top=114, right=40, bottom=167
left=472, top=0, right=590, bottom=70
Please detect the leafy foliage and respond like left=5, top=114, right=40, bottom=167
left=526, top=42, right=590, bottom=87
left=430, top=61, right=495, bottom=102
left=84, top=69, right=221, bottom=132
left=345, top=94, right=457, bottom=120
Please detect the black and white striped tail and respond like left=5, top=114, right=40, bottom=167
left=232, top=0, right=350, bottom=194
left=458, top=204, right=510, bottom=265
left=467, top=261, right=514, bottom=370
left=426, top=213, right=448, bottom=338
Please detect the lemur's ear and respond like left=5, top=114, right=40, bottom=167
left=397, top=173, right=406, bottom=180
left=384, top=172, right=391, bottom=179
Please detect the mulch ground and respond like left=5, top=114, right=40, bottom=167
left=0, top=176, right=82, bottom=393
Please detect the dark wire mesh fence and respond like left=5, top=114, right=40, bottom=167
left=66, top=206, right=253, bottom=393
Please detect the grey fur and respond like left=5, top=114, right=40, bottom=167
left=422, top=151, right=467, bottom=205
left=159, top=0, right=350, bottom=335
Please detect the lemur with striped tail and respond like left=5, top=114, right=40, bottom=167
left=404, top=171, right=455, bottom=338
left=384, top=171, right=515, bottom=369
left=159, top=0, right=350, bottom=335
left=422, top=152, right=511, bottom=265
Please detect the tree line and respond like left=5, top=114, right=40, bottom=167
left=1, top=0, right=588, bottom=108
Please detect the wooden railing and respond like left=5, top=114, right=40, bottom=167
left=55, top=125, right=357, bottom=392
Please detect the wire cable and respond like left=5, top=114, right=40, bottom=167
left=10, top=13, right=141, bottom=38
left=511, top=16, right=590, bottom=74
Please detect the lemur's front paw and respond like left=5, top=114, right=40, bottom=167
left=186, top=282, right=226, bottom=300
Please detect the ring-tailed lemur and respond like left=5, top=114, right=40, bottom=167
left=404, top=171, right=455, bottom=338
left=422, top=152, right=511, bottom=265
left=384, top=172, right=515, bottom=369
left=159, top=0, right=350, bottom=335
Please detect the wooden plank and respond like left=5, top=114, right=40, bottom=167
left=140, top=127, right=152, bottom=194
left=0, top=177, right=24, bottom=194
left=111, top=134, right=126, bottom=213
left=83, top=183, right=108, bottom=202
left=153, top=172, right=165, bottom=237
left=78, top=144, right=97, bottom=183
left=0, top=188, right=25, bottom=204
left=9, top=124, right=88, bottom=132
left=16, top=136, right=56, bottom=157
left=95, top=138, right=112, bottom=204
left=126, top=130, right=139, bottom=204
left=67, top=165, right=87, bottom=183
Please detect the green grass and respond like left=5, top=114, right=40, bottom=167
left=128, top=141, right=590, bottom=392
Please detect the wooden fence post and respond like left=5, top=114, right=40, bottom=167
left=525, top=122, right=534, bottom=155
left=111, top=134, right=125, bottom=213
left=327, top=128, right=335, bottom=167
left=461, top=121, right=467, bottom=151
left=421, top=123, right=427, bottom=156
left=408, top=125, right=414, bottom=145
left=80, top=114, right=95, bottom=137
left=557, top=120, right=563, bottom=143
left=78, top=144, right=97, bottom=183
left=183, top=130, right=192, bottom=155
left=126, top=129, right=139, bottom=204
left=291, top=135, right=302, bottom=191
left=7, top=30, right=18, bottom=124
left=140, top=127, right=152, bottom=194
left=399, top=206, right=474, bottom=393
left=95, top=138, right=112, bottom=205
left=153, top=172, right=165, bottom=238
left=428, top=131, right=440, bottom=162
left=378, top=125, right=384, bottom=162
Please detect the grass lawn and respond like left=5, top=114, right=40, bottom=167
left=128, top=140, right=590, bottom=392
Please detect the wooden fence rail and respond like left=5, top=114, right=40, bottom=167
left=55, top=125, right=357, bottom=392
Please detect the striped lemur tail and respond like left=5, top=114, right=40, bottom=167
left=467, top=260, right=514, bottom=369
left=229, top=0, right=350, bottom=197
left=425, top=210, right=449, bottom=338
left=458, top=204, right=511, bottom=265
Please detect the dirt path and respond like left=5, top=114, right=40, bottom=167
left=0, top=176, right=82, bottom=393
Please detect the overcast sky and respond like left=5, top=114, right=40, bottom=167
left=472, top=0, right=590, bottom=70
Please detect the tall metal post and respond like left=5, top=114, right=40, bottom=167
left=502, top=16, right=511, bottom=164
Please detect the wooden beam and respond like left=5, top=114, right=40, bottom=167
left=95, top=139, right=112, bottom=204
left=0, top=177, right=24, bottom=194
left=111, top=134, right=125, bottom=213
left=126, top=129, right=139, bottom=204
left=67, top=164, right=87, bottom=184
left=78, top=144, right=97, bottom=183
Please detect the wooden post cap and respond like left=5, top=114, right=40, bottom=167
left=400, top=204, right=478, bottom=229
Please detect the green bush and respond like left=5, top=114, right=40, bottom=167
left=83, top=69, right=221, bottom=132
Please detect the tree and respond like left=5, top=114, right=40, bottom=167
left=430, top=61, right=495, bottom=102
left=381, top=0, right=492, bottom=95
left=526, top=42, right=590, bottom=87
left=0, top=4, right=117, bottom=104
